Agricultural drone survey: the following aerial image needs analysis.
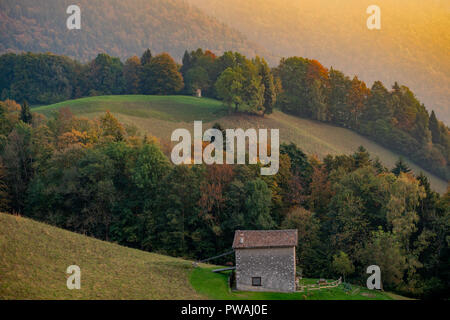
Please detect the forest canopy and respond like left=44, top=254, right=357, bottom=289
left=0, top=100, right=448, bottom=299
left=1, top=49, right=448, bottom=182
left=0, top=48, right=449, bottom=300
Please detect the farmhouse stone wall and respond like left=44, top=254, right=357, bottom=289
left=235, top=247, right=296, bottom=292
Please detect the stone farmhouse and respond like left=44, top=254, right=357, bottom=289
left=232, top=229, right=298, bottom=293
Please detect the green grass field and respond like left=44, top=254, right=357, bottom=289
left=189, top=267, right=393, bottom=300
left=33, top=95, right=227, bottom=122
left=34, top=95, right=447, bottom=193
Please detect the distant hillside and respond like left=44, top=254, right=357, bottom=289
left=33, top=95, right=448, bottom=193
left=0, top=0, right=271, bottom=62
left=0, top=212, right=204, bottom=299
left=188, top=0, right=450, bottom=124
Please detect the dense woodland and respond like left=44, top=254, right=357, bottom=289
left=0, top=99, right=448, bottom=299
left=0, top=48, right=449, bottom=299
left=1, top=49, right=449, bottom=181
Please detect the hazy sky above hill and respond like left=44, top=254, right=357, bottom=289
left=189, top=0, right=450, bottom=123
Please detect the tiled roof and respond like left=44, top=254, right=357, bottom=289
left=232, top=229, right=298, bottom=249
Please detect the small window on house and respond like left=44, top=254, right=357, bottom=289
left=252, top=277, right=261, bottom=286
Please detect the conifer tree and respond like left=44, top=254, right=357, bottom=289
left=141, top=49, right=152, bottom=66
left=392, top=158, right=411, bottom=176
left=429, top=110, right=441, bottom=145
left=256, top=57, right=276, bottom=115
left=20, top=100, right=32, bottom=124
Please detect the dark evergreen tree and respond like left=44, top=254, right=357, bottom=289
left=353, top=146, right=371, bottom=169
left=280, top=143, right=313, bottom=182
left=20, top=101, right=32, bottom=124
left=256, top=57, right=276, bottom=115
left=391, top=158, right=411, bottom=176
left=180, top=50, right=191, bottom=76
left=373, top=157, right=387, bottom=174
left=429, top=110, right=441, bottom=145
left=141, top=49, right=152, bottom=66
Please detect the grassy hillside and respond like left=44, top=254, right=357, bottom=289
left=0, top=212, right=204, bottom=299
left=0, top=213, right=410, bottom=300
left=34, top=95, right=227, bottom=122
left=33, top=95, right=447, bottom=193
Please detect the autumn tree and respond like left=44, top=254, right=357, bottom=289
left=99, top=111, right=126, bottom=142
left=87, top=53, right=124, bottom=95
left=306, top=59, right=329, bottom=121
left=140, top=53, right=183, bottom=95
left=198, top=164, right=234, bottom=234
left=308, top=164, right=332, bottom=218
left=346, top=76, right=369, bottom=128
left=123, top=56, right=142, bottom=94
left=0, top=100, right=20, bottom=144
